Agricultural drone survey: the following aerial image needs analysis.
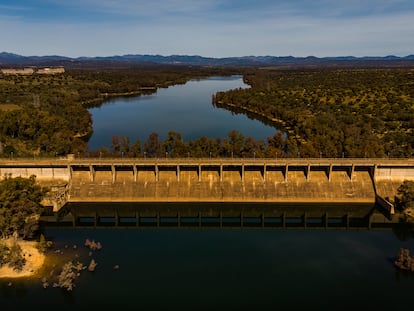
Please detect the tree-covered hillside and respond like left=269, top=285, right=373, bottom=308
left=214, top=68, right=414, bottom=157
left=0, top=66, right=235, bottom=157
left=1, top=66, right=413, bottom=158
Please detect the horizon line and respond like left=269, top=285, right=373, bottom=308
left=1, top=51, right=414, bottom=60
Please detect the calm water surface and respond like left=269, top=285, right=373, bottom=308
left=1, top=226, right=414, bottom=310
left=87, top=76, right=277, bottom=151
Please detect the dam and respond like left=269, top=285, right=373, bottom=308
left=1, top=158, right=413, bottom=217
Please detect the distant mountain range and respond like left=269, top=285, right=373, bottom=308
left=1, top=52, right=414, bottom=67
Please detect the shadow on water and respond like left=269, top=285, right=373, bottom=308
left=392, top=217, right=414, bottom=241
left=42, top=201, right=390, bottom=231
left=39, top=201, right=414, bottom=244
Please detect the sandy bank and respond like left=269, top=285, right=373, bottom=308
left=0, top=238, right=45, bottom=278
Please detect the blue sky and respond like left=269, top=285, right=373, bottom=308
left=1, top=0, right=413, bottom=57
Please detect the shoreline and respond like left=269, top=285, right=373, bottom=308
left=0, top=239, right=45, bottom=279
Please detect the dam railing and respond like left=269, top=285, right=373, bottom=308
left=1, top=156, right=414, bottom=163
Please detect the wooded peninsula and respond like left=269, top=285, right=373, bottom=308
left=0, top=65, right=413, bottom=158
left=214, top=68, right=414, bottom=158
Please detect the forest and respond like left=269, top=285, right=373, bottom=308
left=88, top=129, right=279, bottom=159
left=1, top=65, right=413, bottom=158
left=0, top=65, right=237, bottom=157
left=214, top=68, right=414, bottom=158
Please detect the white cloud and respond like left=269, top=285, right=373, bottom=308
left=1, top=1, right=413, bottom=57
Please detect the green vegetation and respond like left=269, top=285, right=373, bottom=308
left=0, top=240, right=26, bottom=271
left=36, top=233, right=53, bottom=253
left=0, top=66, right=235, bottom=157
left=214, top=68, right=414, bottom=157
left=0, top=175, right=48, bottom=239
left=393, top=180, right=414, bottom=239
left=1, top=66, right=413, bottom=158
left=0, top=175, right=48, bottom=272
left=397, top=180, right=414, bottom=210
left=93, top=129, right=277, bottom=158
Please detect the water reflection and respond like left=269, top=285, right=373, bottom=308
left=43, top=202, right=400, bottom=231
left=5, top=208, right=414, bottom=310
left=87, top=76, right=276, bottom=150
left=392, top=218, right=414, bottom=241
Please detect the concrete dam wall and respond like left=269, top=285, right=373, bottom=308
left=1, top=158, right=414, bottom=213
left=68, top=161, right=375, bottom=203
left=375, top=166, right=414, bottom=200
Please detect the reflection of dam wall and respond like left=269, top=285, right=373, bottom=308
left=2, top=158, right=414, bottom=212
left=51, top=201, right=377, bottom=229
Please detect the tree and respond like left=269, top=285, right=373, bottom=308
left=396, top=180, right=414, bottom=210
left=162, top=131, right=187, bottom=157
left=129, top=140, right=142, bottom=157
left=224, top=130, right=245, bottom=157
left=144, top=132, right=161, bottom=157
left=266, top=132, right=285, bottom=158
left=120, top=135, right=131, bottom=155
left=111, top=135, right=121, bottom=154
left=7, top=241, right=26, bottom=271
left=0, top=175, right=48, bottom=239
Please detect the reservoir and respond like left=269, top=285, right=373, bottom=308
left=2, top=214, right=414, bottom=310
left=87, top=76, right=277, bottom=151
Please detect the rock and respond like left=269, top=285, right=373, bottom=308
left=84, top=238, right=91, bottom=247
left=394, top=248, right=414, bottom=271
left=88, top=259, right=98, bottom=272
left=85, top=238, right=102, bottom=251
